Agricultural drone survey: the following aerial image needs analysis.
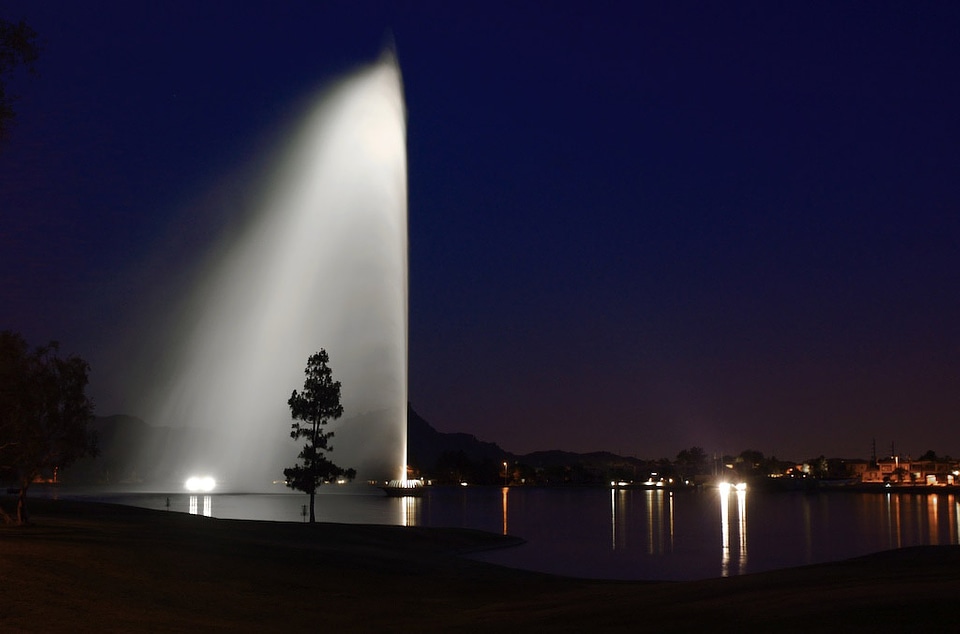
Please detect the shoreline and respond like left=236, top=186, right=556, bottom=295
left=3, top=496, right=960, bottom=630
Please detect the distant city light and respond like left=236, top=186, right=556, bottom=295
left=185, top=476, right=216, bottom=492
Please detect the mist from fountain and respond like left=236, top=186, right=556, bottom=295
left=133, top=52, right=408, bottom=491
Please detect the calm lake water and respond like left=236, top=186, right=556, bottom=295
left=55, top=485, right=960, bottom=581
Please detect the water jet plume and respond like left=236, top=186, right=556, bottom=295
left=133, top=52, right=408, bottom=491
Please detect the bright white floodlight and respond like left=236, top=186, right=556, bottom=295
left=185, top=476, right=216, bottom=492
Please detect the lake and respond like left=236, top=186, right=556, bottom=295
left=55, top=484, right=960, bottom=581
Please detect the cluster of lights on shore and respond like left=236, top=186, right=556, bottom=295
left=609, top=479, right=748, bottom=491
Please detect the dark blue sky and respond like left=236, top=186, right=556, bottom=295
left=2, top=1, right=958, bottom=460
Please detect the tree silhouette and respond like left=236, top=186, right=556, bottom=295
left=283, top=349, right=347, bottom=523
left=0, top=331, right=97, bottom=524
left=675, top=446, right=708, bottom=480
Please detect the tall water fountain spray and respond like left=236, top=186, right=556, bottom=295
left=138, top=52, right=408, bottom=491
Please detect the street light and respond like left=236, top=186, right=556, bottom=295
left=503, top=461, right=509, bottom=486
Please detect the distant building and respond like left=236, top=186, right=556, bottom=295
left=861, top=456, right=960, bottom=485
left=908, top=459, right=957, bottom=485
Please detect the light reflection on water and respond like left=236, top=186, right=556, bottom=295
left=401, top=494, right=419, bottom=527
left=501, top=486, right=509, bottom=535
left=57, top=485, right=960, bottom=581
left=718, top=486, right=747, bottom=577
left=737, top=488, right=747, bottom=570
left=474, top=487, right=960, bottom=580
left=187, top=495, right=212, bottom=517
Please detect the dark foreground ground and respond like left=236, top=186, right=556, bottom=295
left=2, top=496, right=959, bottom=632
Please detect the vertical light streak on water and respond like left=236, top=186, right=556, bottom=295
left=719, top=487, right=730, bottom=577
left=884, top=493, right=893, bottom=548
left=501, top=487, right=509, bottom=535
left=400, top=496, right=418, bottom=527
left=802, top=495, right=812, bottom=563
left=187, top=494, right=213, bottom=517
left=915, top=496, right=925, bottom=544
left=668, top=492, right=675, bottom=551
left=954, top=495, right=960, bottom=543
left=654, top=490, right=665, bottom=553
left=945, top=494, right=953, bottom=540
left=736, top=488, right=747, bottom=572
left=143, top=52, right=408, bottom=489
left=928, top=495, right=939, bottom=544
left=620, top=489, right=628, bottom=549
left=610, top=488, right=628, bottom=551
left=894, top=494, right=903, bottom=547
left=610, top=488, right=616, bottom=550
left=645, top=489, right=656, bottom=554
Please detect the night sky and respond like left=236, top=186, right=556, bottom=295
left=2, top=1, right=958, bottom=462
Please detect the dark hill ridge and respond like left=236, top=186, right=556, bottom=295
left=407, top=405, right=508, bottom=467
left=520, top=450, right=643, bottom=469
left=408, top=405, right=650, bottom=477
